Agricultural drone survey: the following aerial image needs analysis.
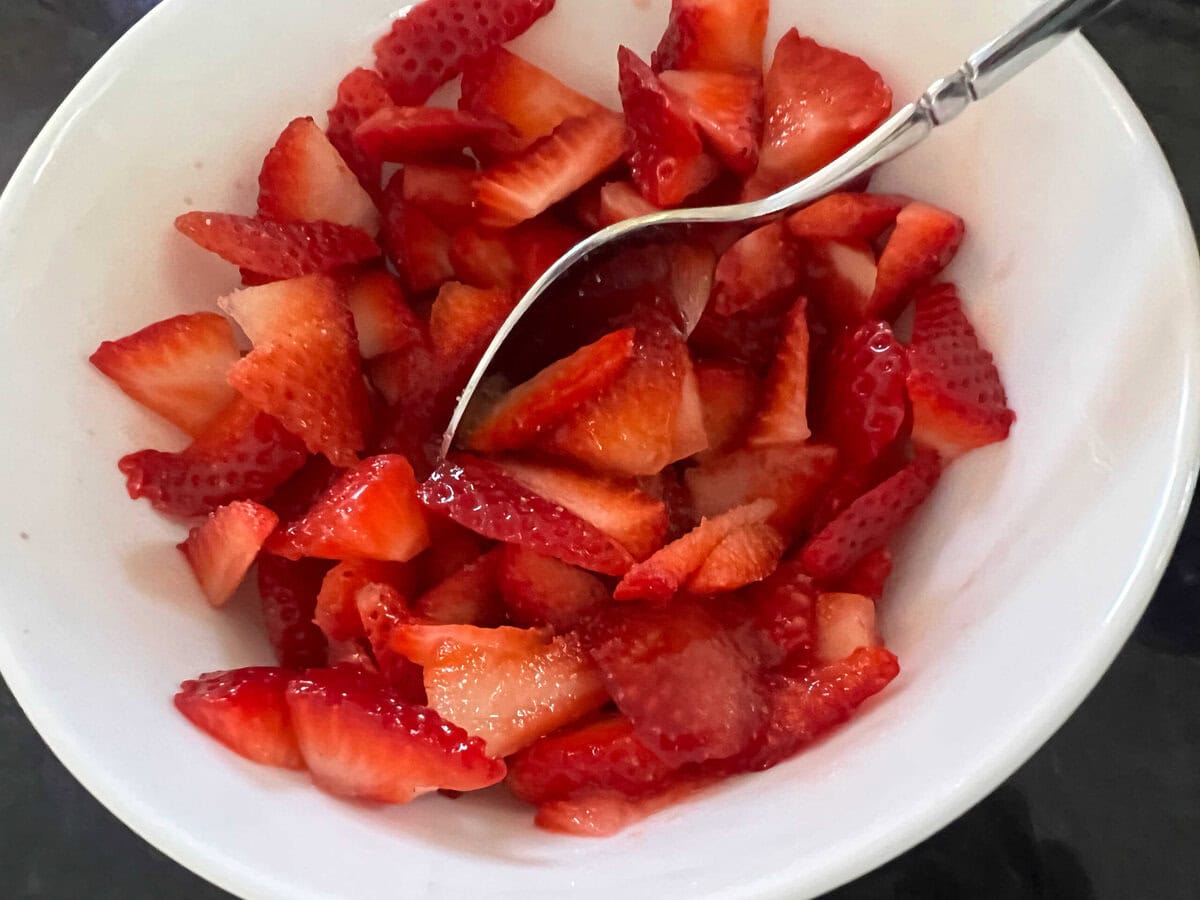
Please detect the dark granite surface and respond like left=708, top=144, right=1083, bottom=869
left=1, top=0, right=1197, bottom=897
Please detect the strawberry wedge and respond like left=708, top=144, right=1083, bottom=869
left=178, top=501, right=279, bottom=607
left=353, top=106, right=519, bottom=163
left=175, top=667, right=305, bottom=769
left=659, top=69, right=762, bottom=176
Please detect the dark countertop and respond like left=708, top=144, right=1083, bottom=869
left=1, top=1, right=1197, bottom=897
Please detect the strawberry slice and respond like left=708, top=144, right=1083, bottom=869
left=673, top=356, right=710, bottom=461
left=90, top=312, right=239, bottom=436
left=326, top=67, right=393, bottom=195
left=460, top=46, right=607, bottom=148
left=413, top=547, right=506, bottom=626
left=258, top=116, right=380, bottom=233
left=392, top=625, right=608, bottom=757
left=264, top=454, right=341, bottom=523
left=342, top=269, right=424, bottom=360
left=476, top=111, right=626, bottom=228
left=712, top=221, right=804, bottom=316
left=315, top=559, right=418, bottom=642
left=832, top=547, right=893, bottom=599
left=800, top=238, right=878, bottom=325
left=821, top=320, right=909, bottom=465
left=403, top=164, right=479, bottom=227
left=658, top=69, right=762, bottom=176
left=906, top=283, right=1014, bottom=457
left=651, top=0, right=769, bottom=74
left=694, top=361, right=760, bottom=455
left=585, top=599, right=768, bottom=765
left=355, top=583, right=427, bottom=702
left=380, top=174, right=455, bottom=293
left=509, top=217, right=585, bottom=289
left=598, top=181, right=661, bottom=226
left=418, top=518, right=491, bottom=588
left=219, top=274, right=370, bottom=465
left=174, top=667, right=304, bottom=769
left=368, top=344, right=455, bottom=476
left=119, top=397, right=308, bottom=518
left=286, top=665, right=505, bottom=802
left=690, top=301, right=786, bottom=374
left=174, top=212, right=379, bottom=280
left=745, top=30, right=892, bottom=199
left=814, top=592, right=880, bottom=664
left=686, top=521, right=785, bottom=595
left=799, top=451, right=941, bottom=580
left=531, top=781, right=707, bottom=836
left=353, top=106, right=518, bottom=164
left=786, top=192, right=906, bottom=242
left=419, top=456, right=637, bottom=575
left=500, top=546, right=610, bottom=632
left=449, top=227, right=521, bottom=290
left=741, top=559, right=817, bottom=666
left=869, top=202, right=965, bottom=319
left=257, top=554, right=331, bottom=670
left=374, top=0, right=556, bottom=106
left=618, top=47, right=717, bottom=208
left=614, top=498, right=775, bottom=602
left=266, top=455, right=430, bottom=563
left=428, top=281, right=515, bottom=376
left=467, top=328, right=636, bottom=452
left=747, top=297, right=812, bottom=446
left=177, top=500, right=279, bottom=607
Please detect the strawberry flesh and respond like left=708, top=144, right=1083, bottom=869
left=178, top=500, right=279, bottom=607
left=500, top=546, right=611, bottom=632
left=175, top=667, right=305, bottom=769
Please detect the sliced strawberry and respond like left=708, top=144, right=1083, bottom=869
left=353, top=106, right=518, bottom=164
left=658, top=69, right=762, bottom=176
left=712, top=221, right=804, bottom=317
left=264, top=454, right=342, bottom=523
left=119, top=397, right=308, bottom=518
left=690, top=302, right=786, bottom=374
left=651, top=0, right=769, bottom=74
left=427, top=281, right=515, bottom=375
left=449, top=226, right=520, bottom=290
left=219, top=275, right=370, bottom=465
left=400, top=163, right=478, bottom=229
left=869, top=202, right=965, bottom=320
left=586, top=599, right=768, bottom=765
left=814, top=592, right=880, bottom=664
left=90, top=312, right=239, bottom=437
left=686, top=521, right=784, bottom=594
left=373, top=0, right=556, bottom=105
left=174, top=667, right=304, bottom=769
left=257, top=554, right=331, bottom=669
left=286, top=665, right=505, bottom=802
left=500, top=546, right=610, bottom=632
left=379, top=174, right=455, bottom=294
left=316, top=559, right=418, bottom=642
left=801, top=238, right=878, bottom=324
left=832, top=546, right=893, bottom=599
left=266, top=455, right=429, bottom=563
left=178, top=501, right=278, bottom=607
left=258, top=116, right=379, bottom=233
left=673, top=352, right=710, bottom=463
left=614, top=498, right=775, bottom=602
left=175, top=212, right=379, bottom=279
left=745, top=30, right=892, bottom=199
left=413, top=547, right=506, bottom=626
left=508, top=216, right=585, bottom=289
left=466, top=328, right=636, bottom=452
left=821, top=320, right=909, bottom=465
left=694, top=361, right=760, bottom=454
left=341, top=269, right=423, bottom=360
left=741, top=559, right=817, bottom=666
left=800, top=451, right=941, bottom=580
left=420, top=456, right=637, bottom=574
left=476, top=111, right=626, bottom=228
left=355, top=583, right=427, bottom=702
left=532, top=781, right=707, bottom=836
left=746, top=296, right=812, bottom=446
left=460, top=46, right=606, bottom=147
left=418, top=518, right=491, bottom=589
left=598, top=181, right=660, bottom=226
left=368, top=344, right=455, bottom=476
left=326, top=67, right=393, bottom=195
left=787, top=192, right=906, bottom=242
left=906, top=283, right=1014, bottom=457
left=392, top=625, right=607, bottom=757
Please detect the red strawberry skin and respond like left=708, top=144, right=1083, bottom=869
left=651, top=0, right=769, bottom=74
left=326, top=68, right=393, bottom=195
left=356, top=583, right=428, bottom=703
left=741, top=559, right=818, bottom=667
left=787, top=192, right=907, bottom=242
left=353, top=106, right=518, bottom=164
left=869, top=203, right=965, bottom=319
left=658, top=69, right=762, bottom=176
left=414, top=547, right=506, bottom=626
left=178, top=500, right=279, bottom=607
left=257, top=555, right=332, bottom=670
left=820, top=320, right=910, bottom=466
left=174, top=667, right=305, bottom=769
left=315, top=559, right=417, bottom=642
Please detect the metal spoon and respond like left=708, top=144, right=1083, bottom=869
left=440, top=0, right=1124, bottom=457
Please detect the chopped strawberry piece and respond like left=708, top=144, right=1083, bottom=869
left=178, top=500, right=278, bottom=607
left=614, top=498, right=775, bottom=602
left=745, top=30, right=892, bottom=199
left=267, top=455, right=430, bottom=563
left=832, top=547, right=893, bottom=599
left=90, top=312, right=239, bottom=436
left=264, top=454, right=341, bottom=523
left=815, top=592, right=880, bottom=664
left=355, top=583, right=427, bottom=702
left=380, top=179, right=453, bottom=295
left=342, top=269, right=423, bottom=360
left=532, top=780, right=707, bottom=836
left=257, top=554, right=331, bottom=670
left=219, top=275, right=370, bottom=465
left=906, top=283, right=1014, bottom=457
left=419, top=456, right=637, bottom=575
left=428, top=281, right=515, bottom=375
left=747, top=297, right=812, bottom=446
left=393, top=625, right=608, bottom=757
left=368, top=344, right=455, bottom=476
left=694, top=362, right=760, bottom=454
left=373, top=0, right=556, bottom=106
left=500, top=546, right=610, bottom=632
left=326, top=67, right=392, bottom=195
left=175, top=212, right=379, bottom=280
left=800, top=238, right=878, bottom=325
left=690, top=301, right=786, bottom=374
left=786, top=192, right=906, bottom=242
left=418, top=518, right=491, bottom=589
left=461, top=46, right=607, bottom=147
left=651, top=0, right=769, bottom=74
left=286, top=665, right=505, bottom=802
left=658, top=69, right=762, bottom=176
left=686, top=521, right=785, bottom=594
left=821, top=320, right=909, bottom=465
left=449, top=226, right=521, bottom=290
left=712, top=221, right=804, bottom=317
left=741, top=559, right=817, bottom=666
left=508, top=216, right=585, bottom=289
left=119, top=397, right=308, bottom=518
left=476, top=111, right=626, bottom=228
left=800, top=451, right=941, bottom=580
left=258, top=116, right=380, bottom=233
left=175, top=667, right=304, bottom=769
left=586, top=599, right=768, bottom=766
left=316, top=559, right=417, bottom=641
left=673, top=355, right=710, bottom=461
left=413, top=547, right=506, bottom=626
left=669, top=243, right=717, bottom=337
left=353, top=106, right=518, bottom=164
left=466, top=328, right=636, bottom=452
left=869, top=202, right=965, bottom=319
left=598, top=181, right=660, bottom=225
left=403, top=164, right=479, bottom=227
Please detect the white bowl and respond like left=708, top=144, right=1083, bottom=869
left=1, top=0, right=1197, bottom=897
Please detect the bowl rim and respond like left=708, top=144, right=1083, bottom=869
left=1, top=2, right=1198, bottom=898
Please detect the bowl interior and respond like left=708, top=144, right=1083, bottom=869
left=0, top=1, right=1197, bottom=898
